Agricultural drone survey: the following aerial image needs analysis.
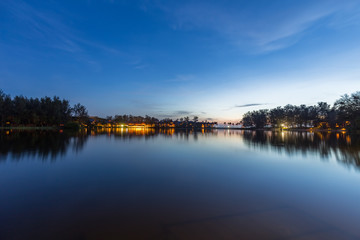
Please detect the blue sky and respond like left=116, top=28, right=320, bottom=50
left=1, top=0, right=360, bottom=122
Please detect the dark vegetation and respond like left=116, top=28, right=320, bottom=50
left=0, top=90, right=215, bottom=129
left=242, top=91, right=360, bottom=131
left=0, top=89, right=88, bottom=128
left=2, top=89, right=358, bottom=131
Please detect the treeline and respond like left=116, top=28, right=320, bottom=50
left=242, top=91, right=360, bottom=130
left=108, top=115, right=159, bottom=124
left=104, top=116, right=201, bottom=125
left=0, top=90, right=88, bottom=126
left=94, top=115, right=215, bottom=128
left=0, top=90, right=213, bottom=128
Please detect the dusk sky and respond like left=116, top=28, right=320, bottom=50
left=1, top=0, right=360, bottom=122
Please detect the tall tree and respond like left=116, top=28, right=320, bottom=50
left=72, top=103, right=89, bottom=124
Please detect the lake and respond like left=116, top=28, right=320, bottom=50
left=1, top=129, right=360, bottom=239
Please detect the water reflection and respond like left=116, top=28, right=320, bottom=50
left=1, top=129, right=360, bottom=239
left=241, top=130, right=360, bottom=169
left=1, top=130, right=360, bottom=169
left=0, top=130, right=88, bottom=161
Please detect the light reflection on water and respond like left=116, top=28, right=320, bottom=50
left=1, top=129, right=359, bottom=169
left=0, top=129, right=360, bottom=239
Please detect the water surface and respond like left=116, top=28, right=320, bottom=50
left=1, top=129, right=360, bottom=239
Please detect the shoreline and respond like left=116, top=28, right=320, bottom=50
left=0, top=126, right=353, bottom=133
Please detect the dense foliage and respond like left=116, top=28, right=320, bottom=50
left=242, top=91, right=360, bottom=130
left=0, top=90, right=88, bottom=126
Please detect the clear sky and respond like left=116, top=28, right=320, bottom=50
left=1, top=0, right=360, bottom=122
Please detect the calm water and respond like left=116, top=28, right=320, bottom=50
left=1, top=129, right=360, bottom=240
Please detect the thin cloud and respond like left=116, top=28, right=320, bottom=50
left=134, top=64, right=149, bottom=70
left=165, top=74, right=195, bottom=83
left=4, top=0, right=79, bottom=52
left=223, top=103, right=267, bottom=111
left=175, top=110, right=192, bottom=115
left=155, top=110, right=194, bottom=119
left=2, top=0, right=121, bottom=55
left=235, top=103, right=266, bottom=108
left=153, top=0, right=359, bottom=53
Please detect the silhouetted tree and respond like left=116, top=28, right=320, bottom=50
left=72, top=103, right=88, bottom=124
left=0, top=90, right=73, bottom=126
left=241, top=91, right=360, bottom=130
left=334, top=91, right=360, bottom=129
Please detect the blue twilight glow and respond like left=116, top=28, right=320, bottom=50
left=1, top=0, right=360, bottom=122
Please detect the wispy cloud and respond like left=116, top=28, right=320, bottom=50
left=175, top=110, right=192, bottom=115
left=1, top=0, right=121, bottom=55
left=134, top=64, right=149, bottom=70
left=155, top=110, right=202, bottom=119
left=153, top=0, right=360, bottom=53
left=235, top=103, right=266, bottom=108
left=165, top=74, right=196, bottom=83
left=223, top=103, right=267, bottom=111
